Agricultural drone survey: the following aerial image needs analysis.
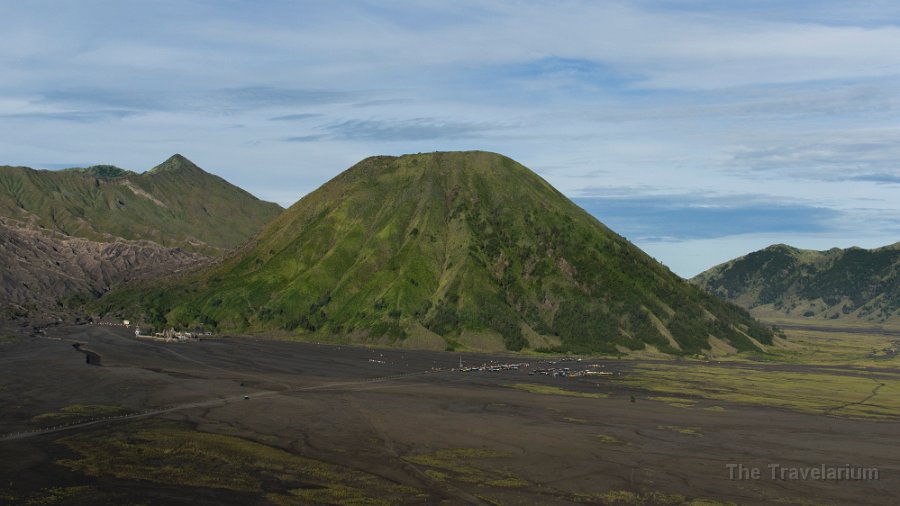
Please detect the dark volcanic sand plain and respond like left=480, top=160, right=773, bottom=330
left=1, top=325, right=898, bottom=505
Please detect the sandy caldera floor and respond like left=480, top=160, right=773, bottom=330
left=1, top=324, right=898, bottom=505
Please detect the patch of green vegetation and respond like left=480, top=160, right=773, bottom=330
left=508, top=383, right=608, bottom=398
left=33, top=404, right=126, bottom=423
left=20, top=486, right=94, bottom=506
left=475, top=494, right=505, bottom=506
left=404, top=447, right=527, bottom=489
left=59, top=404, right=123, bottom=415
left=406, top=448, right=511, bottom=470
left=741, top=327, right=900, bottom=366
left=279, top=484, right=402, bottom=506
left=485, top=476, right=530, bottom=488
left=0, top=335, right=17, bottom=344
left=648, top=396, right=697, bottom=408
left=595, top=434, right=623, bottom=444
left=424, top=469, right=450, bottom=481
left=622, top=363, right=900, bottom=420
left=577, top=490, right=736, bottom=505
left=57, top=421, right=420, bottom=504
left=657, top=425, right=702, bottom=436
left=597, top=490, right=685, bottom=504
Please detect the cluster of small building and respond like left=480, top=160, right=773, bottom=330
left=90, top=319, right=132, bottom=327
left=528, top=359, right=613, bottom=378
left=531, top=362, right=614, bottom=378
left=531, top=366, right=572, bottom=377
left=458, top=362, right=529, bottom=372
left=450, top=356, right=618, bottom=378
left=134, top=327, right=211, bottom=342
left=569, top=369, right=614, bottom=378
left=528, top=357, right=613, bottom=378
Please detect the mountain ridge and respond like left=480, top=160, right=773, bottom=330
left=0, top=154, right=283, bottom=255
left=692, top=242, right=900, bottom=325
left=60, top=165, right=135, bottom=178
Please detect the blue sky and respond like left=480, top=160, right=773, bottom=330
left=1, top=0, right=898, bottom=276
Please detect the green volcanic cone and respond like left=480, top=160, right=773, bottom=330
left=99, top=151, right=773, bottom=354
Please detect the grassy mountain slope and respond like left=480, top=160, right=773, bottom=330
left=0, top=154, right=282, bottom=255
left=96, top=151, right=773, bottom=355
left=692, top=243, right=900, bottom=325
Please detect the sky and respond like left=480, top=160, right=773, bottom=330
left=1, top=0, right=898, bottom=277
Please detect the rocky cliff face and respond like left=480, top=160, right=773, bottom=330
left=1, top=220, right=207, bottom=319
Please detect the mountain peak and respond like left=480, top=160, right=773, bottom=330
left=147, top=154, right=205, bottom=175
left=765, top=243, right=799, bottom=253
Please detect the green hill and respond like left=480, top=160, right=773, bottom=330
left=96, top=151, right=774, bottom=355
left=0, top=154, right=283, bottom=255
left=692, top=243, right=900, bottom=325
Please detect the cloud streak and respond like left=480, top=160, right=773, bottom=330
left=281, top=117, right=507, bottom=142
left=574, top=194, right=839, bottom=241
left=0, top=1, right=898, bottom=274
left=323, top=117, right=504, bottom=141
left=0, top=110, right=140, bottom=123
left=269, top=113, right=322, bottom=121
left=726, top=129, right=900, bottom=179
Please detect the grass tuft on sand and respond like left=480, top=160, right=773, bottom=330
left=57, top=421, right=419, bottom=504
left=657, top=425, right=702, bottom=436
left=620, top=363, right=900, bottom=420
left=33, top=404, right=126, bottom=423
left=578, top=489, right=736, bottom=505
left=404, top=447, right=528, bottom=489
left=508, top=383, right=608, bottom=398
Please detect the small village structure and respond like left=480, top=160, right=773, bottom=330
left=134, top=325, right=211, bottom=342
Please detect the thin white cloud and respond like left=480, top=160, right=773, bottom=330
left=0, top=0, right=898, bottom=273
left=725, top=127, right=900, bottom=179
